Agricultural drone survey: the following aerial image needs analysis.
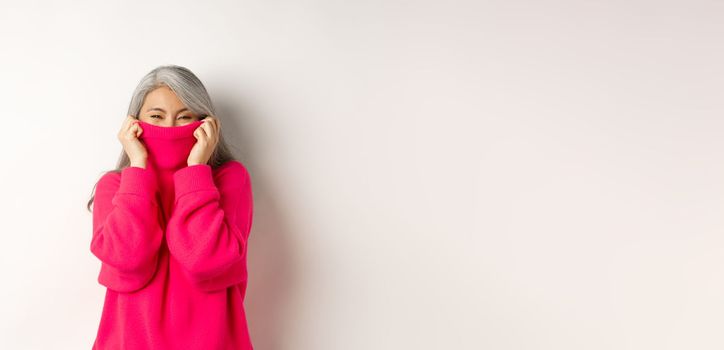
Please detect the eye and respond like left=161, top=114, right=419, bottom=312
left=150, top=114, right=162, bottom=119
left=178, top=116, right=192, bottom=120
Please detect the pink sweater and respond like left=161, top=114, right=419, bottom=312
left=90, top=120, right=254, bottom=349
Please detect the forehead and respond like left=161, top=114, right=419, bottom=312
left=142, top=86, right=185, bottom=107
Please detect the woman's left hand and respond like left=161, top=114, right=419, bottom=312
left=188, top=115, right=220, bottom=166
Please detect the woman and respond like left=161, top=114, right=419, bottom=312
left=86, top=65, right=255, bottom=349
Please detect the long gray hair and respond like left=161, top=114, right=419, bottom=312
left=86, top=64, right=236, bottom=212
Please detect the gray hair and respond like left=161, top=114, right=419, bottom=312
left=87, top=64, right=236, bottom=212
left=127, top=64, right=216, bottom=120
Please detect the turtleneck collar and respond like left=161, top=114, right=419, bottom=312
left=137, top=120, right=204, bottom=172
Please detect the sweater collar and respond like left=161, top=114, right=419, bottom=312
left=137, top=120, right=203, bottom=172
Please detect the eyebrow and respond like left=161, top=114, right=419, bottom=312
left=146, top=107, right=190, bottom=114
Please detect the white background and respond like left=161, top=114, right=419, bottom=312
left=0, top=0, right=722, bottom=349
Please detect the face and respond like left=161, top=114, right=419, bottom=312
left=137, top=85, right=204, bottom=126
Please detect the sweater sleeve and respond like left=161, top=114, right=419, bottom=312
left=90, top=166, right=164, bottom=293
left=166, top=161, right=254, bottom=292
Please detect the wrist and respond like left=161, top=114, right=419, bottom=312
left=187, top=157, right=208, bottom=166
left=130, top=159, right=147, bottom=168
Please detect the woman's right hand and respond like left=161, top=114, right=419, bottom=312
left=118, top=115, right=148, bottom=168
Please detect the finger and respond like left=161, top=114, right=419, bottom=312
left=135, top=123, right=143, bottom=138
left=129, top=117, right=144, bottom=138
left=212, top=119, right=220, bottom=143
left=123, top=115, right=139, bottom=134
left=206, top=116, right=219, bottom=139
left=120, top=117, right=132, bottom=138
left=212, top=117, right=220, bottom=137
left=133, top=117, right=144, bottom=136
left=201, top=118, right=214, bottom=136
left=203, top=117, right=215, bottom=137
left=121, top=115, right=132, bottom=133
left=128, top=123, right=139, bottom=139
left=194, top=124, right=209, bottom=140
left=211, top=118, right=219, bottom=140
